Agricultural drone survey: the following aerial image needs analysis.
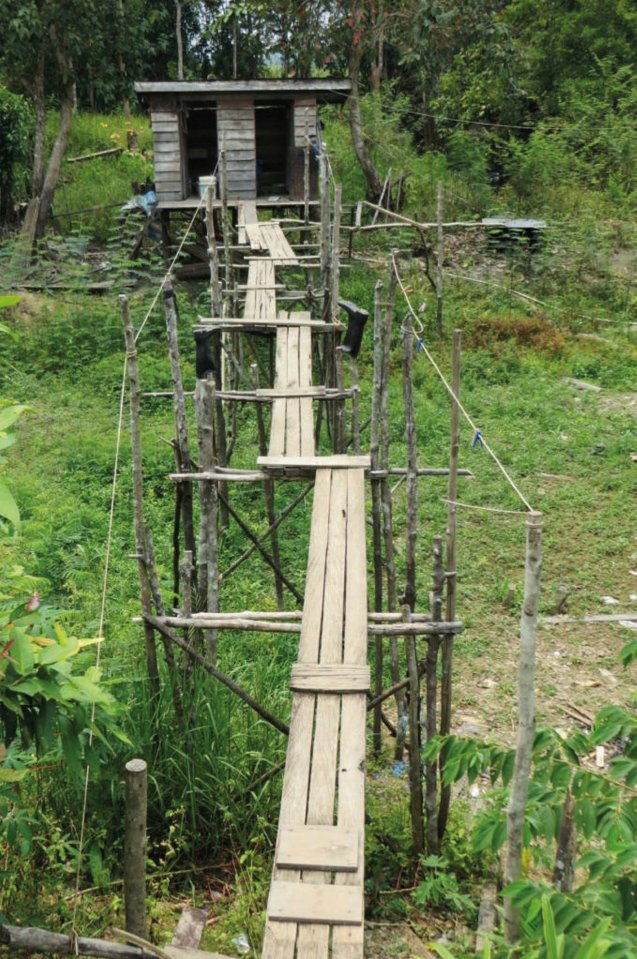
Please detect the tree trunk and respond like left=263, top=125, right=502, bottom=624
left=347, top=73, right=383, bottom=200
left=34, top=79, right=75, bottom=240
left=32, top=51, right=46, bottom=195
left=176, top=0, right=184, bottom=80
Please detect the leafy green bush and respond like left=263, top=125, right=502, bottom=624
left=0, top=86, right=33, bottom=219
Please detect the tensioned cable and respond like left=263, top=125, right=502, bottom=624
left=391, top=251, right=535, bottom=513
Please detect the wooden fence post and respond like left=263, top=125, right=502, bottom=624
left=504, top=511, right=543, bottom=945
left=124, top=758, right=148, bottom=940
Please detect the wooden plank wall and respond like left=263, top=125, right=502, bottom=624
left=151, top=109, right=185, bottom=202
left=290, top=99, right=318, bottom=201
left=217, top=98, right=256, bottom=199
left=293, top=100, right=317, bottom=149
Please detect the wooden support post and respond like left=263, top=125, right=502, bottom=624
left=121, top=297, right=160, bottom=703
left=319, top=152, right=331, bottom=322
left=436, top=180, right=443, bottom=336
left=251, top=364, right=284, bottom=609
left=124, top=758, right=148, bottom=940
left=439, top=328, right=461, bottom=840
left=163, top=285, right=197, bottom=587
left=504, top=512, right=543, bottom=946
left=180, top=549, right=196, bottom=681
left=370, top=280, right=384, bottom=754
left=425, top=535, right=444, bottom=855
left=206, top=178, right=222, bottom=318
left=348, top=355, right=361, bottom=455
left=334, top=347, right=346, bottom=454
left=381, top=257, right=406, bottom=761
left=303, top=139, right=310, bottom=236
left=402, top=322, right=424, bottom=857
left=331, top=183, right=342, bottom=319
left=403, top=605, right=424, bottom=858
left=194, top=379, right=219, bottom=665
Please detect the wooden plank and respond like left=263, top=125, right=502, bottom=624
left=267, top=881, right=363, bottom=926
left=171, top=908, right=208, bottom=950
left=257, top=455, right=371, bottom=471
left=277, top=826, right=358, bottom=872
left=290, top=664, right=370, bottom=693
left=242, top=200, right=258, bottom=224
left=284, top=326, right=301, bottom=457
left=298, top=469, right=332, bottom=664
left=268, top=325, right=288, bottom=458
left=298, top=325, right=315, bottom=457
left=343, top=470, right=368, bottom=666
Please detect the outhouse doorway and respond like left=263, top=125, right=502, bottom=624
left=183, top=103, right=218, bottom=197
left=255, top=102, right=291, bottom=197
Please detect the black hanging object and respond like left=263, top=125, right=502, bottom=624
left=338, top=299, right=369, bottom=359
left=193, top=330, right=216, bottom=379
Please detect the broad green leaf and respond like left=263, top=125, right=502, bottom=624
left=572, top=918, right=612, bottom=959
left=0, top=479, right=20, bottom=527
left=0, top=405, right=29, bottom=432
left=9, top=629, right=34, bottom=674
left=38, top=634, right=79, bottom=665
left=0, top=767, right=28, bottom=782
left=0, top=432, right=17, bottom=451
left=0, top=295, right=21, bottom=308
left=542, top=896, right=563, bottom=959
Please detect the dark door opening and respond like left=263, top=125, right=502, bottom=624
left=255, top=102, right=290, bottom=197
left=184, top=105, right=218, bottom=196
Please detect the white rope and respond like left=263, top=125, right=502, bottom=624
left=391, top=252, right=535, bottom=513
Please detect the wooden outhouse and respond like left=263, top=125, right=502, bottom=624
left=134, top=79, right=351, bottom=208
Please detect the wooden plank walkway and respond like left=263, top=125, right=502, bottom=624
left=268, top=313, right=315, bottom=459
left=220, top=213, right=369, bottom=958
left=261, top=468, right=367, bottom=959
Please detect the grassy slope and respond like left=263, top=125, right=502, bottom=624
left=1, top=108, right=636, bottom=953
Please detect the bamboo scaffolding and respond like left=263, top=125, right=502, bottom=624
left=370, top=280, right=385, bottom=754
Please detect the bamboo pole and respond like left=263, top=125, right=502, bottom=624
left=319, top=153, right=331, bottom=322
left=124, top=758, right=148, bottom=940
left=504, top=512, right=543, bottom=945
left=251, top=364, right=284, bottom=609
left=436, top=180, right=444, bottom=335
left=331, top=183, right=342, bottom=319
left=370, top=280, right=384, bottom=754
left=194, top=379, right=219, bottom=665
left=163, top=285, right=197, bottom=583
left=121, top=297, right=159, bottom=703
left=439, top=328, right=461, bottom=839
left=425, top=535, right=444, bottom=854
left=205, top=178, right=222, bottom=318
left=180, top=549, right=196, bottom=680
left=304, top=138, right=310, bottom=233
left=381, top=257, right=406, bottom=761
left=402, top=322, right=424, bottom=857
left=348, top=355, right=361, bottom=454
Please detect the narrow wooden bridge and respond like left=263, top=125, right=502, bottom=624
left=202, top=204, right=370, bottom=957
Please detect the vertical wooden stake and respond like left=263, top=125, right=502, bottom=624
left=370, top=280, right=384, bottom=754
left=205, top=178, right=222, bottom=318
left=303, top=136, right=310, bottom=236
left=331, top=183, right=342, bottom=319
left=121, top=297, right=160, bottom=703
left=319, top=152, right=331, bottom=322
left=348, top=355, right=361, bottom=455
left=194, top=379, right=219, bottom=666
left=334, top=347, right=346, bottom=454
left=251, top=364, right=284, bottom=609
left=403, top=605, right=425, bottom=858
left=124, top=758, right=148, bottom=940
left=402, top=321, right=424, bottom=856
left=425, top=535, right=444, bottom=854
left=438, top=328, right=461, bottom=840
left=381, top=258, right=406, bottom=761
left=436, top=180, right=444, bottom=336
left=163, top=285, right=197, bottom=581
left=504, top=511, right=542, bottom=946
left=180, top=549, right=195, bottom=678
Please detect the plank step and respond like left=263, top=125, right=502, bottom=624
left=276, top=825, right=359, bottom=872
left=267, top=880, right=363, bottom=926
left=290, top=664, right=370, bottom=693
left=257, top=455, right=370, bottom=471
